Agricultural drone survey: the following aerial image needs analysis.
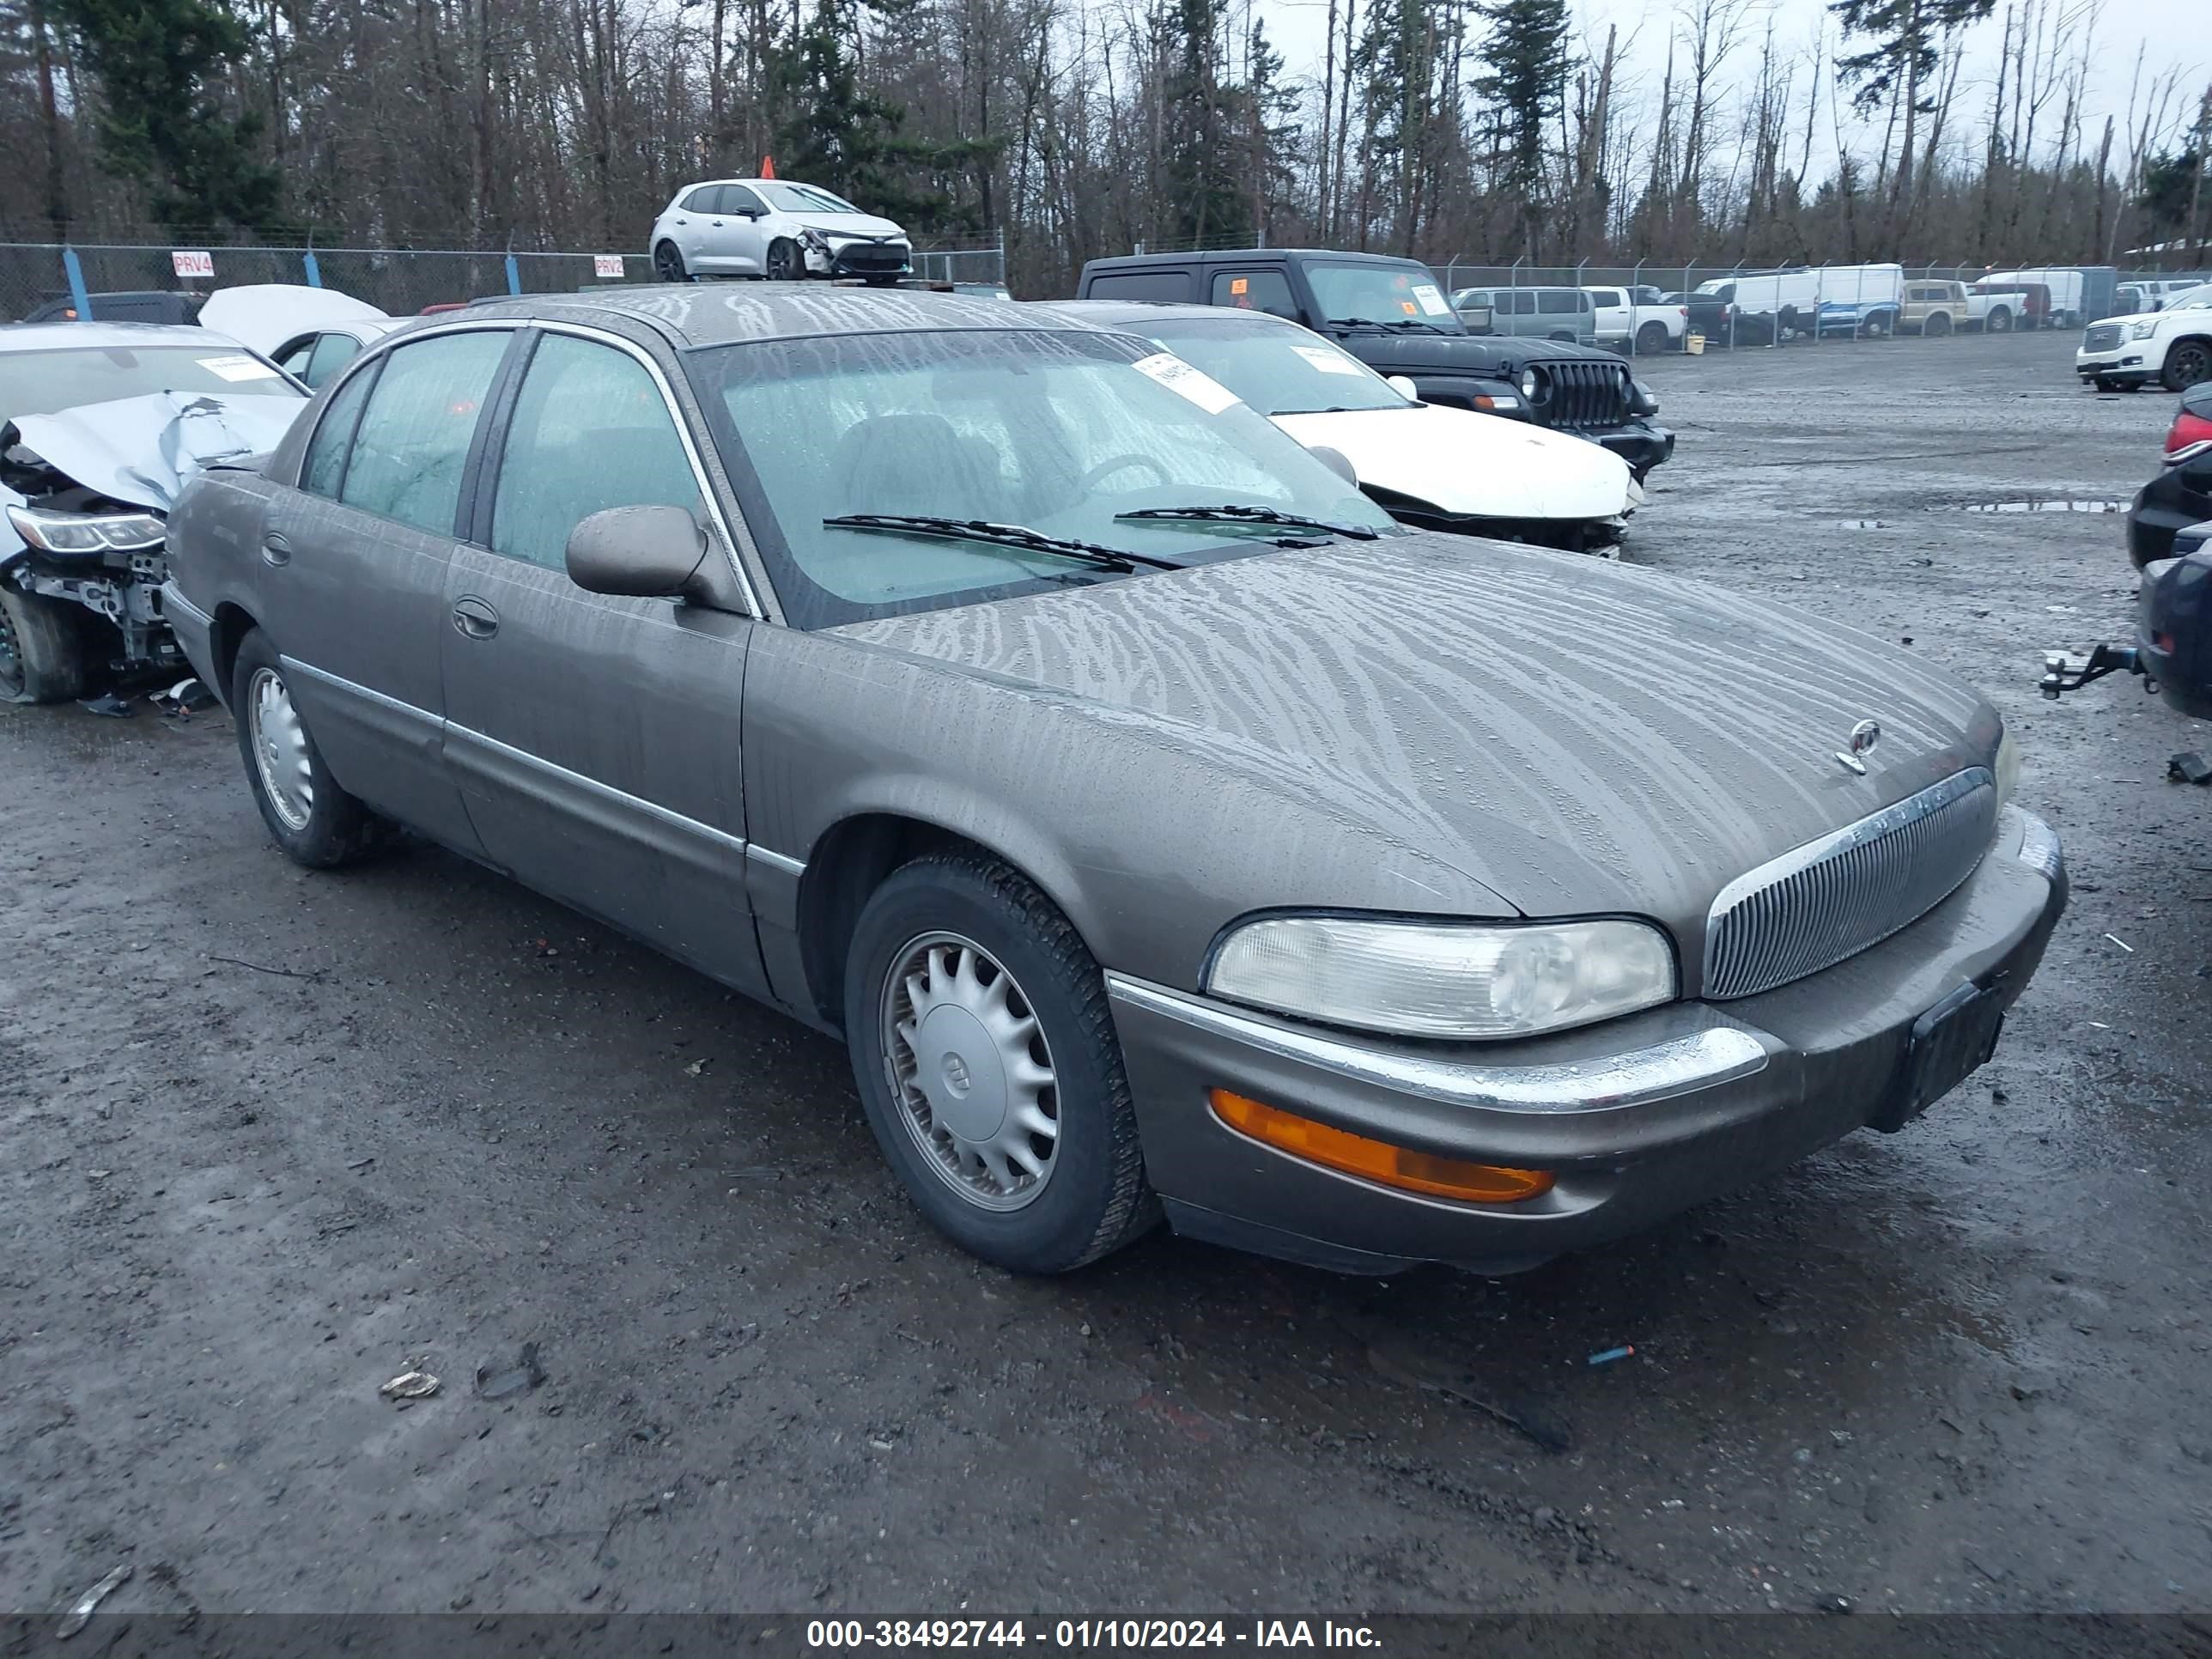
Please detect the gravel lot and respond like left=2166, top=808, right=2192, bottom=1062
left=3, top=328, right=2207, bottom=1630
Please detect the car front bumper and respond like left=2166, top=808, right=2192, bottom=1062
left=2076, top=345, right=2155, bottom=384
left=1586, top=423, right=1674, bottom=480
left=805, top=241, right=912, bottom=278
left=1108, top=806, right=2065, bottom=1276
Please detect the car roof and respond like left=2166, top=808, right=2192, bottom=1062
left=453, top=285, right=1097, bottom=349
left=0, top=319, right=222, bottom=350
left=1084, top=247, right=1430, bottom=270
left=1033, top=299, right=1290, bottom=331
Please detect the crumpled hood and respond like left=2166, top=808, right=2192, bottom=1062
left=1273, top=403, right=1633, bottom=520
left=832, top=537, right=1995, bottom=933
left=10, top=391, right=306, bottom=514
left=805, top=215, right=907, bottom=242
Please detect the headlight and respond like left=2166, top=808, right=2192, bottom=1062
left=2129, top=320, right=2158, bottom=340
left=6, top=504, right=165, bottom=554
left=1518, top=368, right=1540, bottom=399
left=1994, top=726, right=2021, bottom=809
left=798, top=228, right=832, bottom=255
left=1205, top=915, right=1677, bottom=1040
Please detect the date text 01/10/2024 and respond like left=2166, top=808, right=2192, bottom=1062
left=801, top=1620, right=1382, bottom=1649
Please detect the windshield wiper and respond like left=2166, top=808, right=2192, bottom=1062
left=1326, top=317, right=1452, bottom=333
left=822, top=514, right=1185, bottom=571
left=1114, top=504, right=1380, bottom=541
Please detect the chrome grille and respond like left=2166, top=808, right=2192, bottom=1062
left=2082, top=323, right=2122, bottom=353
left=1704, top=769, right=1996, bottom=1000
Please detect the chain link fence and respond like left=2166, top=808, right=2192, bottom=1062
left=0, top=238, right=1010, bottom=324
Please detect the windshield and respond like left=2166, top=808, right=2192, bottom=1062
left=2169, top=283, right=2212, bottom=311
left=0, top=343, right=302, bottom=420
left=687, top=327, right=1397, bottom=628
left=1304, top=263, right=1462, bottom=331
left=759, top=182, right=862, bottom=216
left=1136, top=319, right=1407, bottom=416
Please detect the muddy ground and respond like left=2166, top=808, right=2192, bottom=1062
left=2, top=329, right=2208, bottom=1627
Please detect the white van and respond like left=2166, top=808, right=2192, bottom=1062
left=1979, top=269, right=2086, bottom=328
left=1694, top=264, right=1903, bottom=343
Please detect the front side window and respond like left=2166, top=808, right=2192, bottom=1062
left=339, top=331, right=509, bottom=537
left=489, top=335, right=703, bottom=571
left=1210, top=270, right=1298, bottom=319
left=1139, top=318, right=1405, bottom=416
left=1304, top=263, right=1460, bottom=331
left=723, top=185, right=767, bottom=216
left=688, top=328, right=1395, bottom=629
left=275, top=336, right=316, bottom=378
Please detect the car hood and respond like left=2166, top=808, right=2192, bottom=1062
left=1331, top=328, right=1620, bottom=377
left=9, top=391, right=307, bottom=514
left=1273, top=404, right=1633, bottom=520
left=805, top=215, right=907, bottom=241
left=831, top=537, right=1995, bottom=932
left=197, top=285, right=387, bottom=358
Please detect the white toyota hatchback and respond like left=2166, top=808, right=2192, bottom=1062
left=649, top=178, right=912, bottom=284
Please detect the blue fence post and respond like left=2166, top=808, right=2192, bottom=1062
left=504, top=253, right=521, bottom=295
left=302, top=248, right=323, bottom=288
left=62, top=246, right=93, bottom=319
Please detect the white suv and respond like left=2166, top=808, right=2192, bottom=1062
left=649, top=179, right=912, bottom=284
left=2076, top=283, right=2212, bottom=392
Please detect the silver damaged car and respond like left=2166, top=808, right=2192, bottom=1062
left=161, top=289, right=2067, bottom=1276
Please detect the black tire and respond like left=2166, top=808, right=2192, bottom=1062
left=842, top=853, right=1157, bottom=1273
left=2163, top=341, right=2212, bottom=392
left=764, top=239, right=804, bottom=282
left=229, top=628, right=383, bottom=868
left=0, top=583, right=91, bottom=704
left=1986, top=307, right=2013, bottom=333
left=1925, top=312, right=1952, bottom=337
left=1634, top=320, right=1669, bottom=355
left=2095, top=377, right=2122, bottom=393
left=1547, top=331, right=1576, bottom=343
left=861, top=273, right=901, bottom=288
left=652, top=240, right=689, bottom=283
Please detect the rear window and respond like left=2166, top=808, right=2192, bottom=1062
left=1086, top=270, right=1197, bottom=303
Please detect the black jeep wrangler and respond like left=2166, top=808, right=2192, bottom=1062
left=1076, top=248, right=1673, bottom=479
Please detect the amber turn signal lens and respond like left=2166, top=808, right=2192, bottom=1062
left=1208, top=1090, right=1553, bottom=1204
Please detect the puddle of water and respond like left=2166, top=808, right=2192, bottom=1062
left=1962, top=499, right=2126, bottom=514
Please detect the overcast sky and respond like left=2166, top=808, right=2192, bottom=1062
left=1246, top=0, right=2209, bottom=186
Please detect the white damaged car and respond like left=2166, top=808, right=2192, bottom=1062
left=1046, top=301, right=1640, bottom=551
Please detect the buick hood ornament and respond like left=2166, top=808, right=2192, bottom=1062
left=1833, top=719, right=1881, bottom=775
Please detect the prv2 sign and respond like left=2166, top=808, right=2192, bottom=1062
left=171, top=250, right=215, bottom=280
left=594, top=255, right=626, bottom=279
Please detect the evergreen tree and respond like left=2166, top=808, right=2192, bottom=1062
left=50, top=0, right=278, bottom=231
left=1158, top=0, right=1242, bottom=246
left=1472, top=0, right=1571, bottom=256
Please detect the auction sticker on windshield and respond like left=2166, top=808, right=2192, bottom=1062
left=1413, top=283, right=1450, bottom=317
left=198, top=356, right=282, bottom=383
left=1292, top=344, right=1364, bottom=375
left=1132, top=352, right=1240, bottom=415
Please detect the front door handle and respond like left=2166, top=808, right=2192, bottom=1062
left=261, top=532, right=291, bottom=567
left=452, top=596, right=499, bottom=640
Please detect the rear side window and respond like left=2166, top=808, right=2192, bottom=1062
left=303, top=331, right=362, bottom=387
left=489, top=335, right=703, bottom=570
left=682, top=185, right=724, bottom=213
left=339, top=331, right=509, bottom=537
left=1086, top=270, right=1196, bottom=302
left=1503, top=292, right=1537, bottom=315
left=1587, top=289, right=1623, bottom=307
left=1538, top=290, right=1583, bottom=314
left=1210, top=270, right=1297, bottom=318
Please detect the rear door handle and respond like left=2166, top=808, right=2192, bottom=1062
left=452, top=596, right=499, bottom=640
left=261, top=532, right=290, bottom=567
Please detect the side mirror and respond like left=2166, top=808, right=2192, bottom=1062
left=1304, top=445, right=1358, bottom=488
left=566, top=504, right=744, bottom=611
left=1385, top=374, right=1420, bottom=403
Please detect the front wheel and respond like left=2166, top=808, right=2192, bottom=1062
left=764, top=239, right=804, bottom=282
left=1635, top=320, right=1670, bottom=355
left=652, top=240, right=689, bottom=283
left=2163, top=341, right=2212, bottom=392
left=231, top=629, right=383, bottom=867
left=0, top=584, right=91, bottom=704
left=1986, top=307, right=2013, bottom=333
left=842, top=854, right=1157, bottom=1273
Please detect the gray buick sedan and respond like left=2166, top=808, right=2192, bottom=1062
left=163, top=288, right=2066, bottom=1276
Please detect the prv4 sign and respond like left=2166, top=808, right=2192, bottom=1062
left=171, top=250, right=215, bottom=280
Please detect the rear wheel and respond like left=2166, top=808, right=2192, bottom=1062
left=1547, top=331, right=1576, bottom=343
left=1634, top=320, right=1669, bottom=355
left=1986, top=307, right=2013, bottom=333
left=0, top=585, right=90, bottom=705
left=231, top=629, right=383, bottom=868
left=2163, top=341, right=2212, bottom=392
left=764, top=239, right=804, bottom=282
left=2095, top=376, right=2123, bottom=393
left=652, top=240, right=688, bottom=283
left=1925, top=312, right=1952, bottom=338
left=842, top=854, right=1157, bottom=1273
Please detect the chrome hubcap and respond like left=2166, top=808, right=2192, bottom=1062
left=880, top=933, right=1059, bottom=1212
left=248, top=666, right=314, bottom=831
